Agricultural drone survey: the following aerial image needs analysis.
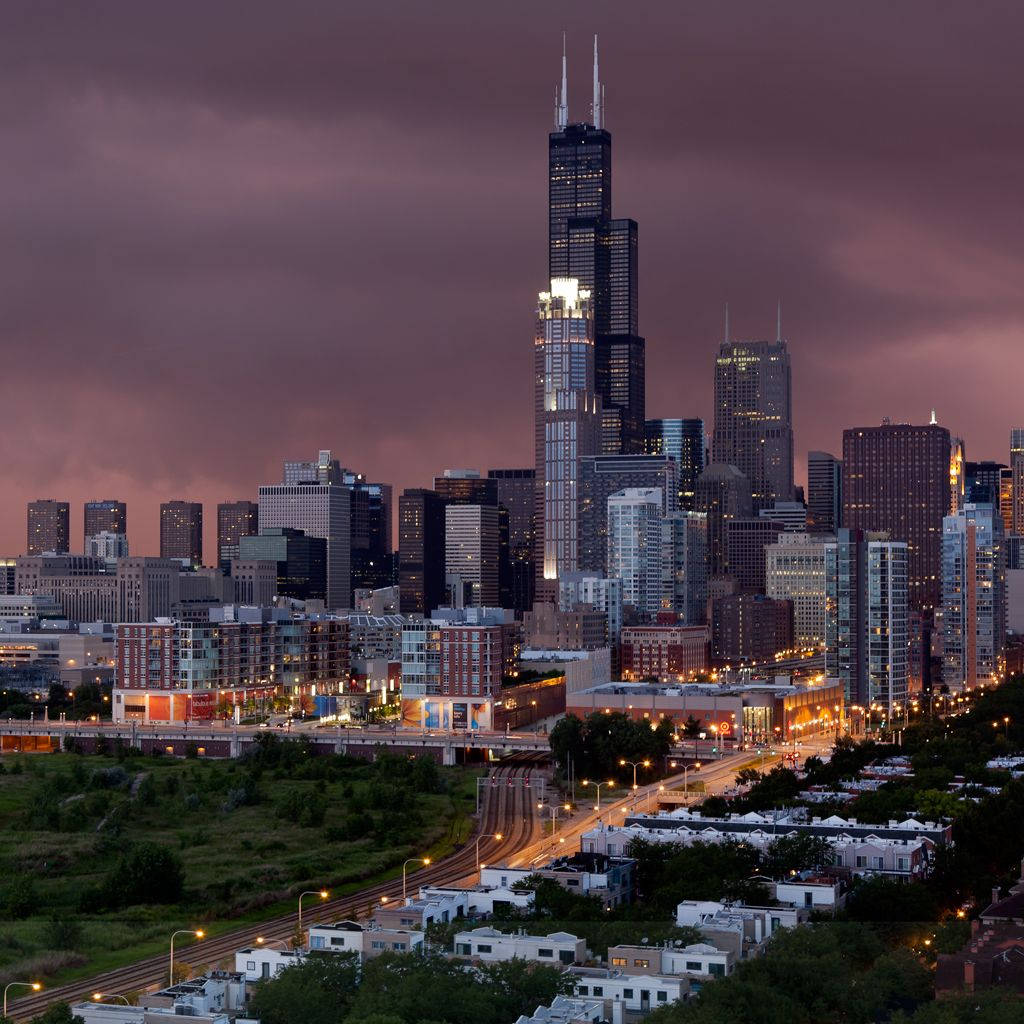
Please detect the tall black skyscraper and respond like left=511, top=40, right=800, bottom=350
left=548, top=37, right=644, bottom=455
left=645, top=419, right=706, bottom=511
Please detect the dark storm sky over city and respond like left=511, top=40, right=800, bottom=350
left=2, top=0, right=1023, bottom=555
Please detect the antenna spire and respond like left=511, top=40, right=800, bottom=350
left=592, top=35, right=602, bottom=129
left=556, top=33, right=569, bottom=130
left=776, top=299, right=782, bottom=342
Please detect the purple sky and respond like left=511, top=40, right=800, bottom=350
left=3, top=1, right=1023, bottom=557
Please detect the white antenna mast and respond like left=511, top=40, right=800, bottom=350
left=556, top=33, right=569, bottom=130
left=592, top=35, right=602, bottom=128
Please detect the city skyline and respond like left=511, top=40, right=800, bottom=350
left=2, top=4, right=1022, bottom=557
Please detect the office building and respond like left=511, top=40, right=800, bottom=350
left=238, top=528, right=327, bottom=602
left=965, top=461, right=1007, bottom=507
left=725, top=518, right=786, bottom=593
left=950, top=437, right=966, bottom=514
left=807, top=451, right=842, bottom=533
left=343, top=472, right=393, bottom=592
left=942, top=503, right=1005, bottom=690
left=84, top=500, right=127, bottom=545
left=765, top=533, right=827, bottom=648
left=489, top=468, right=536, bottom=613
left=559, top=572, right=623, bottom=641
left=644, top=418, right=705, bottom=510
left=695, top=465, right=753, bottom=577
left=661, top=511, right=708, bottom=625
left=398, top=488, right=447, bottom=615
left=217, top=500, right=258, bottom=568
left=27, top=499, right=70, bottom=555
left=434, top=469, right=498, bottom=506
left=842, top=422, right=950, bottom=610
left=524, top=601, right=608, bottom=651
left=159, top=501, right=203, bottom=565
left=1000, top=467, right=1014, bottom=537
left=284, top=450, right=342, bottom=485
left=258, top=463, right=351, bottom=610
left=619, top=624, right=709, bottom=681
left=578, top=454, right=676, bottom=573
left=712, top=332, right=794, bottom=512
left=712, top=593, right=793, bottom=664
left=758, top=501, right=807, bottom=533
left=229, top=560, right=278, bottom=607
left=607, top=488, right=663, bottom=619
left=86, top=531, right=129, bottom=563
left=445, top=504, right=500, bottom=607
left=534, top=278, right=602, bottom=597
left=1012, top=430, right=1024, bottom=536
left=825, top=529, right=909, bottom=711
left=548, top=44, right=644, bottom=456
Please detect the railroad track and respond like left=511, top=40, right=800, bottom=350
left=8, top=765, right=540, bottom=1021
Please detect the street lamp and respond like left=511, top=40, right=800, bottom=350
left=581, top=779, right=616, bottom=811
left=619, top=758, right=651, bottom=791
left=255, top=937, right=290, bottom=950
left=402, top=857, right=430, bottom=898
left=297, top=890, right=329, bottom=934
left=4, top=983, right=41, bottom=1016
left=169, top=930, right=203, bottom=986
left=475, top=833, right=504, bottom=872
left=537, top=802, right=571, bottom=847
left=683, top=760, right=702, bottom=796
left=92, top=994, right=130, bottom=1005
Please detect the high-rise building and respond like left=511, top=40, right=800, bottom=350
left=807, top=451, right=842, bottom=533
left=725, top=518, right=786, bottom=593
left=86, top=531, right=129, bottom=563
left=548, top=41, right=644, bottom=455
left=661, top=511, right=708, bottom=625
left=942, top=503, right=1005, bottom=690
left=534, top=278, right=602, bottom=597
left=433, top=469, right=498, bottom=506
left=644, top=418, right=706, bottom=510
left=695, top=464, right=753, bottom=577
left=950, top=436, right=966, bottom=514
left=398, top=488, right=447, bottom=615
left=445, top=505, right=500, bottom=608
left=711, top=593, right=793, bottom=664
left=578, top=454, right=677, bottom=574
left=159, top=501, right=203, bottom=565
left=965, top=461, right=1007, bottom=507
left=559, top=572, right=623, bottom=641
left=758, top=501, right=808, bottom=533
left=825, top=529, right=909, bottom=712
left=842, top=421, right=950, bottom=610
left=258, top=468, right=351, bottom=610
left=489, top=468, right=536, bottom=613
left=217, top=500, right=258, bottom=568
left=607, top=488, right=663, bottom=620
left=1000, top=467, right=1014, bottom=537
left=84, top=500, right=127, bottom=545
left=1012, top=429, right=1024, bottom=536
left=238, top=528, right=327, bottom=602
left=342, top=472, right=393, bottom=592
left=765, top=533, right=828, bottom=649
left=712, top=332, right=794, bottom=512
left=27, top=500, right=70, bottom=556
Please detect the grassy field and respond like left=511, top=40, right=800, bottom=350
left=0, top=743, right=479, bottom=986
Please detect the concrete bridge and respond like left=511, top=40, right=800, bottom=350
left=0, top=720, right=552, bottom=764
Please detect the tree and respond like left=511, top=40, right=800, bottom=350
left=28, top=1005, right=84, bottom=1024
left=681, top=714, right=703, bottom=738
left=845, top=876, right=940, bottom=922
left=761, top=834, right=833, bottom=877
left=250, top=952, right=360, bottom=1024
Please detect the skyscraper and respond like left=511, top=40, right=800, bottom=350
left=489, top=468, right=536, bottom=613
left=258, top=470, right=351, bottom=610
left=950, top=436, right=966, bottom=514
left=238, top=528, right=327, bottom=602
left=644, top=418, right=706, bottom=510
left=965, top=460, right=1007, bottom=506
left=549, top=39, right=644, bottom=455
left=695, top=464, right=753, bottom=577
left=27, top=500, right=70, bottom=555
left=84, top=500, right=127, bottom=543
left=825, top=529, right=909, bottom=711
left=398, top=488, right=447, bottom=615
left=433, top=469, right=498, bottom=505
left=807, top=451, right=842, bottom=533
left=766, top=533, right=828, bottom=648
left=217, top=500, right=259, bottom=568
left=842, top=421, right=950, bottom=610
left=661, top=511, right=708, bottom=625
left=942, top=503, right=1005, bottom=690
left=159, top=501, right=203, bottom=565
left=1011, top=429, right=1024, bottom=535
left=534, top=278, right=602, bottom=598
left=712, top=327, right=794, bottom=512
left=342, top=472, right=393, bottom=592
left=444, top=504, right=500, bottom=607
left=725, top=518, right=786, bottom=593
left=607, top=487, right=663, bottom=620
left=578, top=454, right=677, bottom=573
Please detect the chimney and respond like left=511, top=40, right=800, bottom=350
left=992, top=886, right=1001, bottom=907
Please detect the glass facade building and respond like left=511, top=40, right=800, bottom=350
left=644, top=419, right=706, bottom=510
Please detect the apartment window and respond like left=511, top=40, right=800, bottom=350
left=538, top=948, right=553, bottom=958
left=634, top=959, right=650, bottom=968
left=685, top=961, right=701, bottom=972
left=709, top=963, right=725, bottom=977
left=456, top=943, right=471, bottom=955
left=855, top=855, right=867, bottom=868
left=246, top=961, right=256, bottom=971
left=578, top=986, right=588, bottom=995
left=559, top=950, right=575, bottom=964
left=371, top=941, right=386, bottom=950
left=392, top=942, right=404, bottom=950
left=310, top=936, right=325, bottom=949
left=592, top=987, right=603, bottom=997
left=897, top=856, right=909, bottom=871
left=330, top=937, right=345, bottom=947
left=623, top=989, right=634, bottom=1000
left=476, top=944, right=492, bottom=954
left=872, top=857, right=884, bottom=870
left=610, top=957, right=627, bottom=967
left=657, top=992, right=668, bottom=1002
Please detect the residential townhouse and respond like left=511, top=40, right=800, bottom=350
left=570, top=967, right=687, bottom=1019
left=606, top=941, right=734, bottom=979
left=452, top=927, right=587, bottom=965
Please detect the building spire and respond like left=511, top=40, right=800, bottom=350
left=592, top=35, right=602, bottom=129
left=555, top=32, right=569, bottom=130
left=930, top=409, right=938, bottom=425
left=776, top=299, right=782, bottom=342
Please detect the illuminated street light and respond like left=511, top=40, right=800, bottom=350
left=169, top=930, right=203, bottom=986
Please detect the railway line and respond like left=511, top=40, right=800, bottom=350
left=8, top=764, right=540, bottom=1022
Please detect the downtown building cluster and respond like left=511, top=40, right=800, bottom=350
left=5, top=41, right=1023, bottom=729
